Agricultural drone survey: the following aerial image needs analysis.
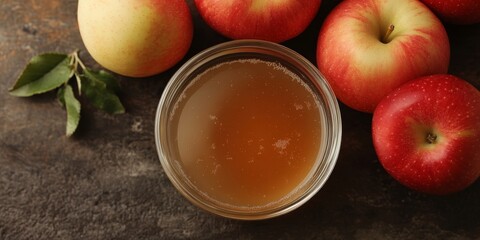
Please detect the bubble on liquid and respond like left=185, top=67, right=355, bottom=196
left=211, top=163, right=220, bottom=175
left=304, top=101, right=312, bottom=110
left=169, top=92, right=187, bottom=121
left=294, top=103, right=304, bottom=110
left=258, top=145, right=265, bottom=155
left=273, top=138, right=291, bottom=154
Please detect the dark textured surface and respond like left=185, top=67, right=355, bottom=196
left=1, top=0, right=479, bottom=239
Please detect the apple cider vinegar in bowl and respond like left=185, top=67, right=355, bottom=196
left=155, top=40, right=341, bottom=220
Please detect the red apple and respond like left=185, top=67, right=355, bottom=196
left=78, top=0, right=193, bottom=77
left=372, top=74, right=480, bottom=195
left=317, top=0, right=450, bottom=113
left=420, top=0, right=480, bottom=25
left=194, top=0, right=321, bottom=43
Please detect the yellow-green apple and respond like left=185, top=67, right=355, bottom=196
left=194, top=0, right=321, bottom=43
left=316, top=0, right=450, bottom=113
left=372, top=74, right=480, bottom=195
left=77, top=0, right=193, bottom=77
left=420, top=0, right=480, bottom=25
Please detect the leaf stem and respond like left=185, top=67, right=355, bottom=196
left=68, top=50, right=83, bottom=95
left=72, top=50, right=87, bottom=70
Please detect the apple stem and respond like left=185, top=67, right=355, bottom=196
left=426, top=132, right=437, bottom=144
left=382, top=24, right=395, bottom=43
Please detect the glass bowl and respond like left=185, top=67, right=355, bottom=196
left=155, top=40, right=342, bottom=220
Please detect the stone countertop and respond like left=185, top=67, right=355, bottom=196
left=1, top=0, right=479, bottom=239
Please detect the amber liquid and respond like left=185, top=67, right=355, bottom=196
left=170, top=59, right=322, bottom=208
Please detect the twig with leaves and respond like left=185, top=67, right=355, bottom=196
left=9, top=51, right=125, bottom=136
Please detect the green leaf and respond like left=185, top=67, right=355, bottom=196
left=57, top=86, right=66, bottom=107
left=9, top=53, right=74, bottom=97
left=84, top=68, right=121, bottom=93
left=58, top=84, right=81, bottom=137
left=81, top=70, right=125, bottom=114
